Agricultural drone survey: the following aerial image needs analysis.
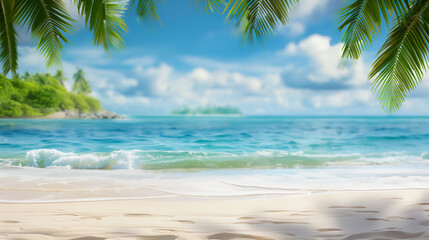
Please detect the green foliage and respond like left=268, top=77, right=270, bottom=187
left=69, top=93, right=90, bottom=113
left=224, top=0, right=299, bottom=41
left=82, top=94, right=103, bottom=111
left=15, top=0, right=73, bottom=69
left=171, top=105, right=243, bottom=115
left=55, top=70, right=67, bottom=88
left=0, top=100, right=22, bottom=117
left=130, top=0, right=161, bottom=22
left=74, top=0, right=127, bottom=50
left=0, top=75, right=12, bottom=101
left=339, top=0, right=429, bottom=113
left=10, top=92, right=23, bottom=102
left=26, top=85, right=61, bottom=108
left=339, top=0, right=410, bottom=60
left=25, top=73, right=63, bottom=87
left=20, top=104, right=42, bottom=117
left=57, top=92, right=75, bottom=110
left=73, top=68, right=91, bottom=94
left=194, top=0, right=226, bottom=13
left=0, top=0, right=18, bottom=76
left=369, top=1, right=429, bottom=113
left=0, top=71, right=103, bottom=117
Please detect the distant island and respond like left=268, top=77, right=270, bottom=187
left=0, top=70, right=122, bottom=119
left=170, top=106, right=243, bottom=115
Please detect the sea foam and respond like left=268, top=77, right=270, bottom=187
left=2, top=149, right=428, bottom=170
left=21, top=149, right=139, bottom=169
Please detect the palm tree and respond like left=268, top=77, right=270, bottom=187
left=33, top=73, right=47, bottom=85
left=14, top=72, right=21, bottom=80
left=73, top=68, right=91, bottom=94
left=55, top=70, right=68, bottom=88
left=23, top=72, right=30, bottom=80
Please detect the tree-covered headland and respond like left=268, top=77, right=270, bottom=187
left=0, top=69, right=102, bottom=117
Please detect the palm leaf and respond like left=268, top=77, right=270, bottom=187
left=369, top=0, right=429, bottom=113
left=339, top=0, right=410, bottom=60
left=130, top=0, right=161, bottom=21
left=224, top=0, right=299, bottom=41
left=15, top=0, right=73, bottom=69
left=0, top=0, right=18, bottom=76
left=193, top=0, right=226, bottom=13
left=74, top=0, right=127, bottom=50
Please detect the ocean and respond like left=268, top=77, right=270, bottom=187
left=1, top=116, right=429, bottom=202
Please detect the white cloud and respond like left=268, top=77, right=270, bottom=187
left=310, top=89, right=374, bottom=109
left=283, top=42, right=298, bottom=55
left=282, top=34, right=367, bottom=87
left=182, top=56, right=283, bottom=74
left=15, top=45, right=399, bottom=115
left=294, top=0, right=329, bottom=18
left=297, top=34, right=349, bottom=81
left=144, top=63, right=174, bottom=96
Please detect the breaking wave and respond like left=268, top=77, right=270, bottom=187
left=1, top=149, right=428, bottom=170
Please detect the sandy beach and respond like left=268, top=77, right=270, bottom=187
left=3, top=0, right=429, bottom=237
left=3, top=118, right=429, bottom=239
left=2, top=189, right=429, bottom=240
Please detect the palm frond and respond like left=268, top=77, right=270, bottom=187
left=224, top=0, right=299, bottom=41
left=15, top=0, right=73, bottom=69
left=369, top=0, right=429, bottom=113
left=130, top=0, right=161, bottom=22
left=74, top=0, right=127, bottom=50
left=0, top=0, right=18, bottom=76
left=339, top=0, right=410, bottom=60
left=193, top=0, right=226, bottom=13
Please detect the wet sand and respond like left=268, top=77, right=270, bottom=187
left=1, top=190, right=429, bottom=239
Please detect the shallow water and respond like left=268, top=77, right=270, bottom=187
left=1, top=116, right=429, bottom=170
left=1, top=116, right=429, bottom=202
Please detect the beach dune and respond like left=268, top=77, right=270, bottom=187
left=2, top=190, right=429, bottom=240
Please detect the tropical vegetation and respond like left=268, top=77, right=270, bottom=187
left=0, top=0, right=427, bottom=112
left=0, top=70, right=102, bottom=117
left=171, top=106, right=242, bottom=115
left=73, top=69, right=91, bottom=94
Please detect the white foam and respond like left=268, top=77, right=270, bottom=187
left=2, top=166, right=429, bottom=203
left=2, top=149, right=429, bottom=170
left=23, top=149, right=140, bottom=169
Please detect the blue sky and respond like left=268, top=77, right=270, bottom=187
left=17, top=0, right=429, bottom=115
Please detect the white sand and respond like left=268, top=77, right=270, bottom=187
left=1, top=189, right=429, bottom=239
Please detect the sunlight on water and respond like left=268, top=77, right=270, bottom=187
left=2, top=116, right=429, bottom=202
left=1, top=116, right=429, bottom=170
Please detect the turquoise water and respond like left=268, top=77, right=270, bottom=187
left=1, top=116, right=429, bottom=170
left=2, top=116, right=429, bottom=202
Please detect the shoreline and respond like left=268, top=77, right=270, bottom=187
left=3, top=166, right=429, bottom=204
left=2, top=187, right=429, bottom=204
left=1, top=189, right=429, bottom=239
